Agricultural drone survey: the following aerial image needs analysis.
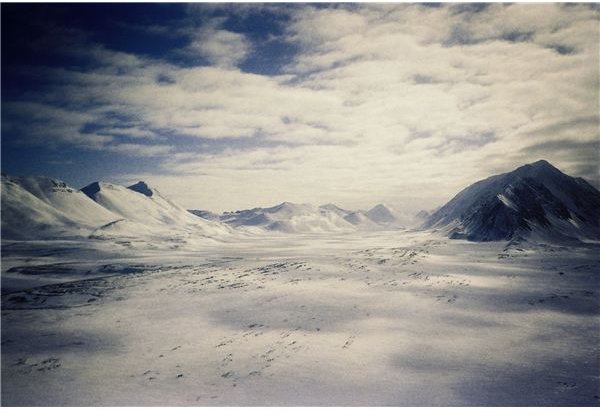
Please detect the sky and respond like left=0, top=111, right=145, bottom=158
left=2, top=3, right=599, bottom=213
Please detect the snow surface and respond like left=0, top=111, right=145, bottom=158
left=188, top=209, right=221, bottom=222
left=2, top=230, right=599, bottom=406
left=2, top=169, right=599, bottom=406
left=319, top=203, right=352, bottom=218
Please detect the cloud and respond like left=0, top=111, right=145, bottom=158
left=186, top=25, right=252, bottom=68
left=3, top=3, right=599, bottom=212
left=106, top=143, right=174, bottom=157
left=2, top=101, right=111, bottom=148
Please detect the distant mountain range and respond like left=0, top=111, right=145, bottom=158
left=208, top=201, right=410, bottom=233
left=1, top=174, right=409, bottom=240
left=2, top=160, right=598, bottom=243
left=423, top=160, right=600, bottom=242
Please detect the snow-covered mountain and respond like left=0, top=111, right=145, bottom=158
left=217, top=201, right=420, bottom=232
left=343, top=211, right=379, bottom=228
left=365, top=204, right=396, bottom=224
left=363, top=203, right=420, bottom=228
left=221, top=202, right=355, bottom=233
left=188, top=209, right=221, bottom=222
left=423, top=160, right=600, bottom=242
left=81, top=181, right=231, bottom=238
left=318, top=203, right=352, bottom=218
left=0, top=174, right=233, bottom=242
left=319, top=204, right=381, bottom=228
left=1, top=174, right=120, bottom=240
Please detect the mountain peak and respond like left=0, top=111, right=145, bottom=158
left=514, top=159, right=561, bottom=177
left=366, top=203, right=396, bottom=224
left=81, top=181, right=102, bottom=199
left=532, top=159, right=551, bottom=166
left=371, top=203, right=391, bottom=210
left=271, top=201, right=304, bottom=211
left=319, top=203, right=351, bottom=216
left=424, top=160, right=600, bottom=242
left=128, top=181, right=153, bottom=197
left=81, top=181, right=123, bottom=199
left=320, top=203, right=342, bottom=211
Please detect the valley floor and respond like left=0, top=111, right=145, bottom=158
left=1, top=230, right=599, bottom=406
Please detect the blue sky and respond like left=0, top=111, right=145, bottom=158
left=2, top=3, right=599, bottom=212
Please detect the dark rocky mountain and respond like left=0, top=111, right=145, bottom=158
left=423, top=160, right=600, bottom=242
left=128, top=181, right=154, bottom=197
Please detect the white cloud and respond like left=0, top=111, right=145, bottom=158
left=6, top=4, right=599, bottom=212
left=2, top=101, right=111, bottom=148
left=107, top=143, right=174, bottom=157
left=186, top=22, right=251, bottom=68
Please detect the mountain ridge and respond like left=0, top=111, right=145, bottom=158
left=4, top=159, right=597, bottom=243
left=423, top=160, right=600, bottom=242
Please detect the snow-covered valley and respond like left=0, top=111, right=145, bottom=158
left=2, top=160, right=599, bottom=406
left=2, top=230, right=599, bottom=406
left=4, top=2, right=600, bottom=410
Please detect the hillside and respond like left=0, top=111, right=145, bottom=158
left=423, top=160, right=600, bottom=242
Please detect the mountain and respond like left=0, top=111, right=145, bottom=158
left=1, top=175, right=234, bottom=242
left=128, top=181, right=153, bottom=197
left=365, top=203, right=423, bottom=228
left=221, top=202, right=355, bottom=233
left=188, top=209, right=221, bottom=222
left=319, top=203, right=352, bottom=218
left=81, top=181, right=231, bottom=238
left=318, top=204, right=384, bottom=228
left=220, top=201, right=419, bottom=232
left=365, top=204, right=397, bottom=225
left=343, top=211, right=379, bottom=228
left=423, top=160, right=600, bottom=242
left=1, top=174, right=120, bottom=240
left=317, top=204, right=377, bottom=228
left=416, top=210, right=430, bottom=221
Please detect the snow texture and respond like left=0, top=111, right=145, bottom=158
left=2, top=161, right=600, bottom=406
left=1, top=231, right=598, bottom=406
